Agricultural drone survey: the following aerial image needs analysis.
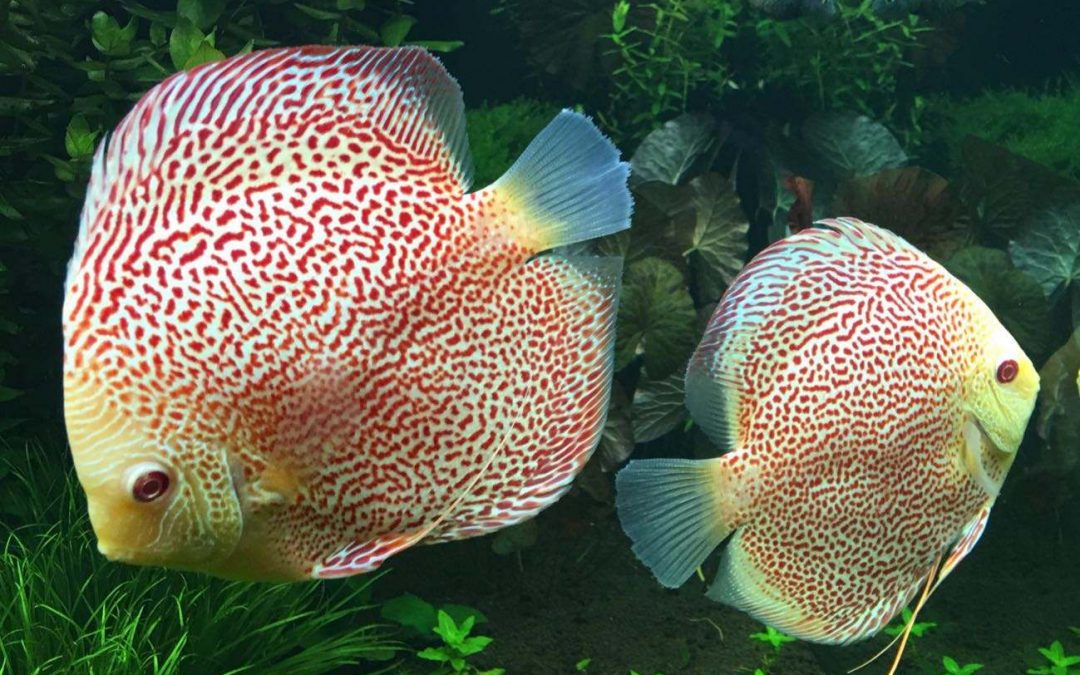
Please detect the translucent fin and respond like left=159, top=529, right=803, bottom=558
left=489, top=110, right=631, bottom=252
left=615, top=456, right=744, bottom=588
left=421, top=255, right=622, bottom=543
left=709, top=530, right=927, bottom=645
left=684, top=367, right=742, bottom=452
left=934, top=504, right=991, bottom=590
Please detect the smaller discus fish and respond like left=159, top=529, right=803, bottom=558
left=616, top=218, right=1038, bottom=646
left=63, top=46, right=631, bottom=581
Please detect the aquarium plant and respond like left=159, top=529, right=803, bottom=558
left=0, top=450, right=396, bottom=674
left=1027, top=640, right=1080, bottom=675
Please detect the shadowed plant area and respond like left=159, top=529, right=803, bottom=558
left=0, top=450, right=399, bottom=674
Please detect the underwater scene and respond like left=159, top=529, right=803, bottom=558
left=2, top=0, right=1080, bottom=673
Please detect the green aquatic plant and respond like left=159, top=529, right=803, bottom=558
left=1027, top=640, right=1080, bottom=675
left=747, top=625, right=794, bottom=674
left=603, top=0, right=738, bottom=142
left=933, top=85, right=1080, bottom=180
left=417, top=610, right=504, bottom=675
left=942, top=656, right=984, bottom=674
left=884, top=607, right=937, bottom=638
left=464, top=98, right=560, bottom=187
left=0, top=450, right=397, bottom=674
left=749, top=625, right=795, bottom=651
left=575, top=657, right=592, bottom=671
left=750, top=0, right=929, bottom=140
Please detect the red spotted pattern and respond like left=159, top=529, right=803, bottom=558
left=689, top=219, right=1010, bottom=642
left=64, top=47, right=618, bottom=579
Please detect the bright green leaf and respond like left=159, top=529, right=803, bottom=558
left=381, top=14, right=417, bottom=46
left=169, top=17, right=205, bottom=70
left=407, top=40, right=465, bottom=53
left=91, top=12, right=137, bottom=57
left=64, top=115, right=99, bottom=160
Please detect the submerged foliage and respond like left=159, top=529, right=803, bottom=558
left=934, top=84, right=1080, bottom=180
left=0, top=450, right=396, bottom=674
left=499, top=0, right=933, bottom=144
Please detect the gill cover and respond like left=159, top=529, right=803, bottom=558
left=63, top=370, right=243, bottom=568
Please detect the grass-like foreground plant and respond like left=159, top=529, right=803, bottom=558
left=0, top=449, right=398, bottom=674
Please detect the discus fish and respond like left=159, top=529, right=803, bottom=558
left=63, top=46, right=631, bottom=581
left=616, top=218, right=1038, bottom=644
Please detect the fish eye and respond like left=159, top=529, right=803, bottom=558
left=127, top=463, right=172, bottom=503
left=996, top=359, right=1019, bottom=384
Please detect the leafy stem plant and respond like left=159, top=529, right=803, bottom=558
left=417, top=610, right=504, bottom=675
left=1027, top=640, right=1080, bottom=675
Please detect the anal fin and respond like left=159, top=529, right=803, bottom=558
left=312, top=528, right=430, bottom=579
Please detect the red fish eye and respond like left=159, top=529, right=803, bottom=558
left=996, top=359, right=1018, bottom=384
left=132, top=470, right=171, bottom=502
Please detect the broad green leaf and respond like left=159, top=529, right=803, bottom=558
left=407, top=40, right=465, bottom=53
left=379, top=593, right=437, bottom=635
left=182, top=41, right=226, bottom=69
left=631, top=372, right=687, bottom=443
left=1033, top=328, right=1080, bottom=483
left=91, top=12, right=137, bottom=57
left=630, top=113, right=723, bottom=186
left=1009, top=204, right=1080, bottom=303
left=958, top=135, right=1080, bottom=243
left=687, top=172, right=749, bottom=288
left=802, top=112, right=907, bottom=178
left=490, top=519, right=538, bottom=556
left=616, top=258, right=698, bottom=378
left=64, top=115, right=99, bottom=160
left=944, top=247, right=1053, bottom=363
left=381, top=15, right=417, bottom=47
left=832, top=167, right=972, bottom=261
left=440, top=604, right=488, bottom=626
left=178, top=0, right=226, bottom=31
left=169, top=18, right=205, bottom=70
left=337, top=0, right=367, bottom=8
left=417, top=647, right=449, bottom=662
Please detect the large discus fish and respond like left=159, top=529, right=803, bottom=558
left=63, top=46, right=631, bottom=581
left=616, top=218, right=1038, bottom=644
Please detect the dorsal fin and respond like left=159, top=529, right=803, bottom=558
left=71, top=46, right=471, bottom=278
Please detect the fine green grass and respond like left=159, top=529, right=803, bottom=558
left=933, top=84, right=1080, bottom=179
left=0, top=448, right=399, bottom=674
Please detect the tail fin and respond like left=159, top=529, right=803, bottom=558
left=490, top=110, right=632, bottom=251
left=615, top=457, right=738, bottom=588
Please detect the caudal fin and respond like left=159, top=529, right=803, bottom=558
left=490, top=110, right=631, bottom=251
left=615, top=457, right=738, bottom=588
